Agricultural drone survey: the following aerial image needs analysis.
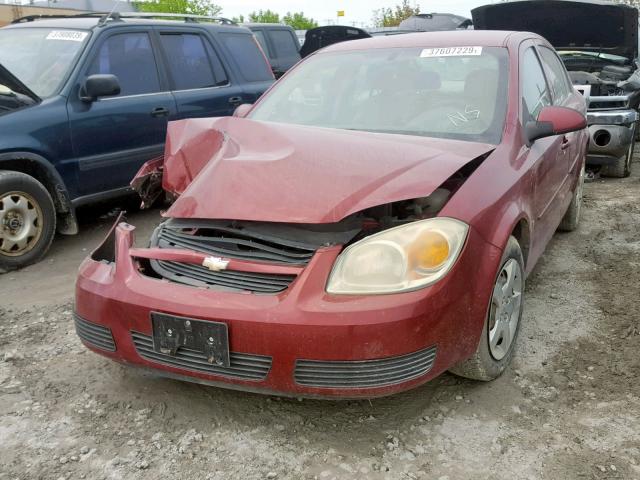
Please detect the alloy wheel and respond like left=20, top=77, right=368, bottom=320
left=0, top=191, right=44, bottom=257
left=488, top=258, right=523, bottom=360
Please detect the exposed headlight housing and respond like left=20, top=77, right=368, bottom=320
left=326, top=217, right=468, bottom=295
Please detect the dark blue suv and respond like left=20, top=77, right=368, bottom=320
left=0, top=13, right=274, bottom=269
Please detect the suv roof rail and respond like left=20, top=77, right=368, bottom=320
left=12, top=13, right=105, bottom=23
left=12, top=11, right=237, bottom=26
left=98, top=11, right=237, bottom=26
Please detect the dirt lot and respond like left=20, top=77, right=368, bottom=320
left=1, top=161, right=639, bottom=480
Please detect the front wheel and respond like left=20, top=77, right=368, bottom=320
left=449, top=236, right=525, bottom=381
left=0, top=171, right=56, bottom=271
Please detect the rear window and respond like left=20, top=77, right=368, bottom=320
left=218, top=33, right=273, bottom=82
left=160, top=33, right=227, bottom=89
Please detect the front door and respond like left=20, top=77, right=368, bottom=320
left=68, top=29, right=176, bottom=196
left=521, top=46, right=568, bottom=258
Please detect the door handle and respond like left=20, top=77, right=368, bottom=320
left=228, top=96, right=243, bottom=105
left=560, top=135, right=572, bottom=150
left=150, top=107, right=169, bottom=117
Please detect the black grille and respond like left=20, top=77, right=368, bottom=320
left=131, top=331, right=272, bottom=381
left=294, top=346, right=437, bottom=388
left=155, top=224, right=317, bottom=265
left=150, top=260, right=296, bottom=294
left=74, top=314, right=116, bottom=352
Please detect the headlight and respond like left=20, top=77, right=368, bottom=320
left=326, top=217, right=469, bottom=295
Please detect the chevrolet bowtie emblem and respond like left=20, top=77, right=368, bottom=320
left=202, top=256, right=230, bottom=271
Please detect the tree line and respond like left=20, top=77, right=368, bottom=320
left=134, top=0, right=422, bottom=28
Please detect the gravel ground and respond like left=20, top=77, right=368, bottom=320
left=0, top=160, right=639, bottom=480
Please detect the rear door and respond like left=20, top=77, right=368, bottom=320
left=156, top=27, right=244, bottom=119
left=68, top=28, right=176, bottom=195
left=216, top=31, right=275, bottom=104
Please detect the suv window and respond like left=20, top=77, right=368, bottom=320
left=160, top=33, right=227, bottom=90
left=521, top=47, right=551, bottom=120
left=538, top=46, right=573, bottom=104
left=252, top=30, right=271, bottom=58
left=219, top=33, right=273, bottom=82
left=88, top=32, right=160, bottom=96
left=268, top=30, right=299, bottom=58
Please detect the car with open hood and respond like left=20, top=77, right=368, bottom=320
left=472, top=0, right=640, bottom=177
left=0, top=12, right=273, bottom=271
left=75, top=31, right=588, bottom=398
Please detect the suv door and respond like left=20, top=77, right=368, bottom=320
left=216, top=31, right=275, bottom=104
left=520, top=44, right=567, bottom=254
left=67, top=29, right=176, bottom=196
left=156, top=28, right=244, bottom=119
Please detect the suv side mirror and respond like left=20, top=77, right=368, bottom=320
left=80, top=74, right=121, bottom=102
left=233, top=103, right=253, bottom=118
left=525, top=106, right=587, bottom=146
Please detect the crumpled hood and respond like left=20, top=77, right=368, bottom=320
left=472, top=0, right=639, bottom=59
left=164, top=117, right=494, bottom=224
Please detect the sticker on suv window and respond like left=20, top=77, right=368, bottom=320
left=420, top=46, right=482, bottom=57
left=46, top=31, right=88, bottom=42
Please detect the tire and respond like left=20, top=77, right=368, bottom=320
left=449, top=236, right=525, bottom=381
left=0, top=171, right=56, bottom=271
left=558, top=162, right=585, bottom=232
left=601, top=125, right=635, bottom=178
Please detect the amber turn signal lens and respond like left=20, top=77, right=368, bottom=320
left=411, top=231, right=450, bottom=271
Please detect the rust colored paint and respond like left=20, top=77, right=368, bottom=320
left=76, top=30, right=590, bottom=398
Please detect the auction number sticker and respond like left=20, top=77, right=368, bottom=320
left=46, top=31, right=88, bottom=42
left=420, top=46, right=483, bottom=57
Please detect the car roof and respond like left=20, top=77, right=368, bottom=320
left=243, top=23, right=293, bottom=29
left=4, top=16, right=244, bottom=33
left=321, top=30, right=538, bottom=53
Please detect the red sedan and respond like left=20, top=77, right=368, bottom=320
left=75, top=31, right=588, bottom=398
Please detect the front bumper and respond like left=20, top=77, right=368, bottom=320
left=586, top=109, right=638, bottom=165
left=75, top=221, right=500, bottom=398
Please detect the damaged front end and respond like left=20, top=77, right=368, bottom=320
left=128, top=116, right=493, bottom=294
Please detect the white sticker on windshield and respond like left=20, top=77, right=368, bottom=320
left=420, top=46, right=483, bottom=57
left=46, top=30, right=88, bottom=42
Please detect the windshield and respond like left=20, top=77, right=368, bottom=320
left=250, top=46, right=509, bottom=144
left=0, top=27, right=90, bottom=98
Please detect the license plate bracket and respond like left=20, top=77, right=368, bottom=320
left=151, top=312, right=230, bottom=367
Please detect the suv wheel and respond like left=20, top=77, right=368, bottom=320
left=0, top=171, right=56, bottom=271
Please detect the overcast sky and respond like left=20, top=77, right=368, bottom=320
left=216, top=0, right=498, bottom=27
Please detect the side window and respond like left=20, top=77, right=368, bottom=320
left=521, top=47, right=551, bottom=120
left=87, top=32, right=160, bottom=96
left=160, top=33, right=227, bottom=90
left=538, top=46, right=573, bottom=104
left=252, top=30, right=271, bottom=59
left=218, top=33, right=273, bottom=82
left=268, top=30, right=299, bottom=58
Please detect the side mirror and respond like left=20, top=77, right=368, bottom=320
left=233, top=103, right=252, bottom=118
left=525, top=106, right=587, bottom=146
left=80, top=74, right=120, bottom=102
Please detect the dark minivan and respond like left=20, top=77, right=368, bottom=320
left=0, top=13, right=274, bottom=270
